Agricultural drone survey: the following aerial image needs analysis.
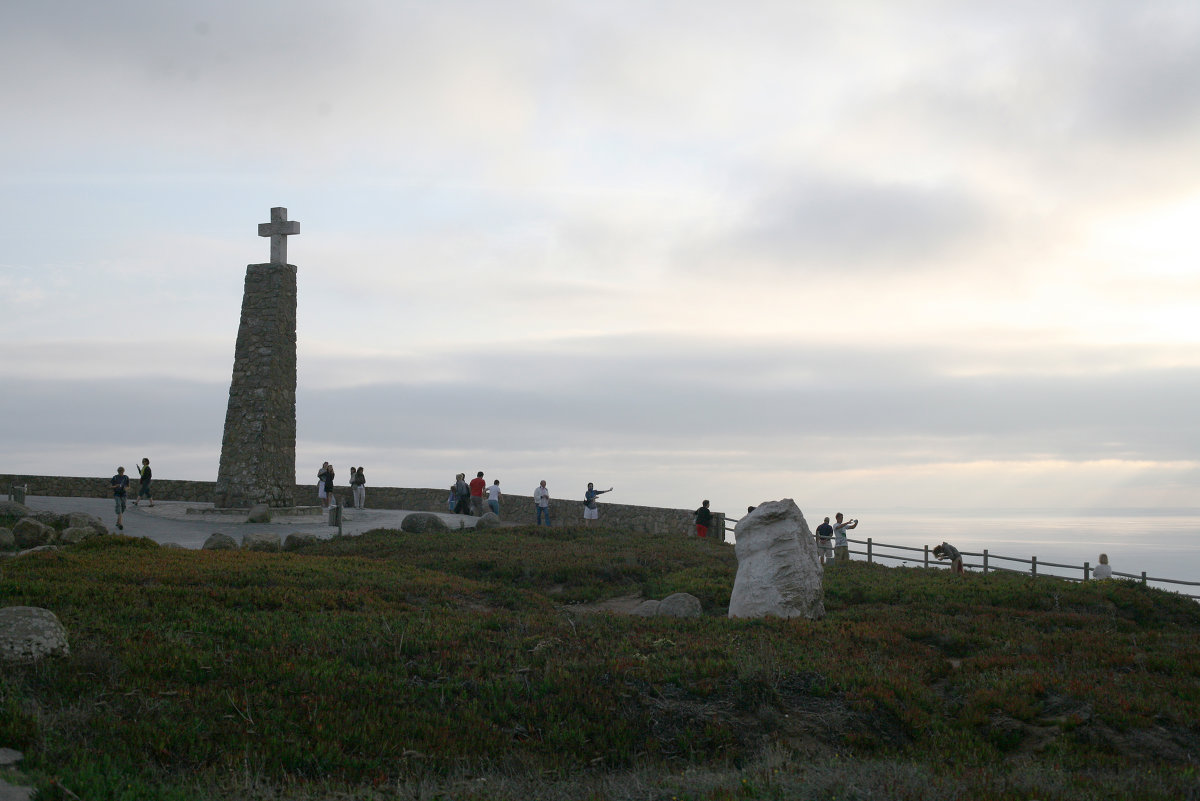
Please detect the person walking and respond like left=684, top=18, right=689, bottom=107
left=132, top=458, right=154, bottom=507
left=583, top=482, right=612, bottom=525
left=469, top=472, right=487, bottom=516
left=832, top=512, right=858, bottom=564
left=694, top=499, right=713, bottom=538
left=533, top=480, right=551, bottom=526
left=110, top=466, right=130, bottom=531
left=352, top=466, right=366, bottom=509
left=486, top=479, right=502, bottom=516
left=815, top=516, right=834, bottom=565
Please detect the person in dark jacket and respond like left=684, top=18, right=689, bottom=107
left=694, top=500, right=713, bottom=538
left=453, top=473, right=471, bottom=516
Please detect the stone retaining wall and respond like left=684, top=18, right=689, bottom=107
left=1, top=474, right=725, bottom=538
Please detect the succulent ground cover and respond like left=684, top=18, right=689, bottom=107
left=1, top=526, right=1197, bottom=800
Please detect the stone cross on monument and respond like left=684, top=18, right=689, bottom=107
left=214, top=208, right=301, bottom=509
left=258, top=206, right=299, bottom=265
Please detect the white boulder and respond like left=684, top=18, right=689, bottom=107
left=728, top=499, right=825, bottom=620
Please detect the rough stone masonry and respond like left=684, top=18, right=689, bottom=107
left=213, top=208, right=299, bottom=508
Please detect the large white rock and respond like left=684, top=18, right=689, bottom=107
left=728, top=499, right=825, bottom=620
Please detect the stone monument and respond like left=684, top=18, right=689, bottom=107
left=728, top=499, right=825, bottom=619
left=213, top=208, right=300, bottom=508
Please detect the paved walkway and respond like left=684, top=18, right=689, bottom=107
left=22, top=496, right=476, bottom=550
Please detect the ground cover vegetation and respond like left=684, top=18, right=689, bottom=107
left=1, top=523, right=1198, bottom=800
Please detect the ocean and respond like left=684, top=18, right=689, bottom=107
left=792, top=508, right=1200, bottom=597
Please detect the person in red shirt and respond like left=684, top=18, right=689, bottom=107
left=468, top=471, right=487, bottom=516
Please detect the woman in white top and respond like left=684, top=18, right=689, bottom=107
left=1093, top=553, right=1113, bottom=580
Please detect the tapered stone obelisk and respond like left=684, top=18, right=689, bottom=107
left=214, top=208, right=299, bottom=508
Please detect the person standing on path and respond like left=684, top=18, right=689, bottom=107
left=453, top=473, right=471, bottom=516
left=832, top=512, right=858, bottom=564
left=486, top=479, right=501, bottom=516
left=533, top=480, right=551, bottom=526
left=324, top=464, right=336, bottom=509
left=133, top=458, right=154, bottom=507
left=352, top=467, right=366, bottom=509
left=469, top=472, right=487, bottom=516
left=583, top=482, right=612, bottom=525
left=694, top=500, right=713, bottom=538
left=815, top=517, right=834, bottom=565
left=317, top=462, right=330, bottom=508
left=110, top=466, right=130, bottom=531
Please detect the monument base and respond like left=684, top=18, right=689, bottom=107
left=187, top=506, right=323, bottom=517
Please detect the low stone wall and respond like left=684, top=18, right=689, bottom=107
left=2, top=474, right=725, bottom=538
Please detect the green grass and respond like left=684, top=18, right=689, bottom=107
left=1, top=526, right=1198, bottom=800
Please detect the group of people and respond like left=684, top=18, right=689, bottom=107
left=448, top=472, right=503, bottom=517
left=110, top=458, right=154, bottom=530
left=317, top=463, right=367, bottom=509
left=813, top=513, right=859, bottom=565
left=447, top=474, right=614, bottom=526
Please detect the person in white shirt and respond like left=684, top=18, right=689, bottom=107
left=832, top=512, right=858, bottom=564
left=533, top=480, right=551, bottom=526
left=486, top=479, right=502, bottom=516
left=1093, top=553, right=1113, bottom=580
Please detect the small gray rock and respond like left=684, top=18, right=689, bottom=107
left=16, top=545, right=58, bottom=557
left=202, top=532, right=238, bottom=551
left=242, top=531, right=280, bottom=552
left=659, top=592, right=703, bottom=618
left=58, top=526, right=98, bottom=545
left=0, top=528, right=13, bottom=548
left=247, top=503, right=272, bottom=524
left=67, top=512, right=104, bottom=531
left=31, top=510, right=62, bottom=527
left=159, top=542, right=186, bottom=549
left=0, top=606, right=70, bottom=662
left=475, top=512, right=503, bottom=530
left=11, top=518, right=54, bottom=548
left=631, top=600, right=662, bottom=616
left=0, top=500, right=33, bottom=518
left=0, top=747, right=22, bottom=766
left=283, top=533, right=319, bottom=551
left=400, top=512, right=450, bottom=534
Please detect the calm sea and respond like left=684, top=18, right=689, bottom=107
left=817, top=508, right=1200, bottom=597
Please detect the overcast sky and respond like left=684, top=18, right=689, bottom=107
left=3, top=1, right=1200, bottom=519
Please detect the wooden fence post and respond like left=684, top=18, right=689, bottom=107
left=867, top=538, right=873, bottom=563
left=1084, top=561, right=1090, bottom=581
left=924, top=545, right=929, bottom=568
left=1031, top=556, right=1037, bottom=578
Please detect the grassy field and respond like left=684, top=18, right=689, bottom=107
left=1, top=522, right=1198, bottom=800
